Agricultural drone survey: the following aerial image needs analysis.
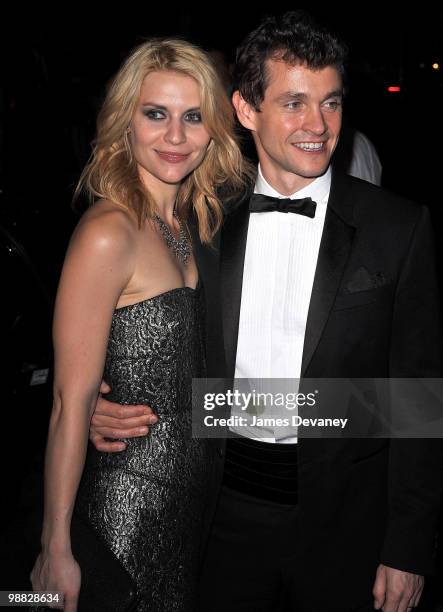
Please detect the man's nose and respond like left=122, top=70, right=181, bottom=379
left=302, top=106, right=327, bottom=135
left=164, top=119, right=186, bottom=145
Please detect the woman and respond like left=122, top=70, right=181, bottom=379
left=30, top=38, right=247, bottom=611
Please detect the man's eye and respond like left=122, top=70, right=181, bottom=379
left=323, top=100, right=342, bottom=111
left=285, top=101, right=302, bottom=110
left=144, top=109, right=165, bottom=120
left=185, top=111, right=202, bottom=123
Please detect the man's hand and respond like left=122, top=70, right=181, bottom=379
left=90, top=382, right=158, bottom=452
left=373, top=563, right=424, bottom=612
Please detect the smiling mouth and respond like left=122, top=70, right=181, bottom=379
left=293, top=142, right=325, bottom=151
left=156, top=151, right=190, bottom=163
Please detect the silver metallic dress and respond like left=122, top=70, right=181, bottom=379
left=75, top=286, right=212, bottom=611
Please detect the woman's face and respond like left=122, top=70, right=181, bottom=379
left=129, top=70, right=211, bottom=192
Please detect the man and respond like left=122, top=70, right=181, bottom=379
left=90, top=12, right=442, bottom=612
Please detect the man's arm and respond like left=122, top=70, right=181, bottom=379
left=382, top=205, right=443, bottom=570
left=373, top=205, right=443, bottom=610
left=89, top=381, right=158, bottom=452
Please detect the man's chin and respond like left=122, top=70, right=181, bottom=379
left=289, top=163, right=331, bottom=180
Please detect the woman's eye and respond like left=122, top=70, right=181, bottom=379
left=185, top=111, right=202, bottom=123
left=144, top=109, right=165, bottom=120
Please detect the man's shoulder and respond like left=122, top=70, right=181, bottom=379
left=218, top=176, right=255, bottom=216
left=337, top=173, right=424, bottom=226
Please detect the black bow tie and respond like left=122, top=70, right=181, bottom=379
left=249, top=193, right=316, bottom=218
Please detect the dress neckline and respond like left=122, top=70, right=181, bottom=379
left=115, top=282, right=200, bottom=312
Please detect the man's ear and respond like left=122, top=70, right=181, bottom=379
left=232, top=90, right=257, bottom=132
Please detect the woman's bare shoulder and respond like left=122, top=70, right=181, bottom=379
left=71, top=199, right=137, bottom=257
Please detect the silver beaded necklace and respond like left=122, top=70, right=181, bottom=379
left=153, top=211, right=191, bottom=265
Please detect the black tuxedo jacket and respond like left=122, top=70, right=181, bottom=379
left=191, top=168, right=443, bottom=610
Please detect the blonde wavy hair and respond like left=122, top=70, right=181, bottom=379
left=75, top=38, right=250, bottom=242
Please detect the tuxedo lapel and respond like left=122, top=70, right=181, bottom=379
left=188, top=213, right=227, bottom=377
left=188, top=215, right=220, bottom=288
left=188, top=216, right=204, bottom=278
left=301, top=170, right=356, bottom=375
left=220, top=198, right=251, bottom=378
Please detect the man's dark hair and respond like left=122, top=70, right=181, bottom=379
left=234, top=10, right=348, bottom=110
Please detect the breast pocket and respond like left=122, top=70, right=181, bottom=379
left=333, top=285, right=392, bottom=312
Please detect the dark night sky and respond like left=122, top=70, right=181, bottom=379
left=7, top=7, right=443, bottom=82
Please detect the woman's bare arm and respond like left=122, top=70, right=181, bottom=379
left=31, top=206, right=135, bottom=609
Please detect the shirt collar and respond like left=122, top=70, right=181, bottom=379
left=254, top=164, right=331, bottom=206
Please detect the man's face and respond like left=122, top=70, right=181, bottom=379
left=234, top=60, right=343, bottom=194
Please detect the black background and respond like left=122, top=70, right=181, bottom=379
left=1, top=7, right=443, bottom=606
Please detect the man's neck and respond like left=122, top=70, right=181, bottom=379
left=258, top=165, right=319, bottom=196
left=255, top=163, right=332, bottom=203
